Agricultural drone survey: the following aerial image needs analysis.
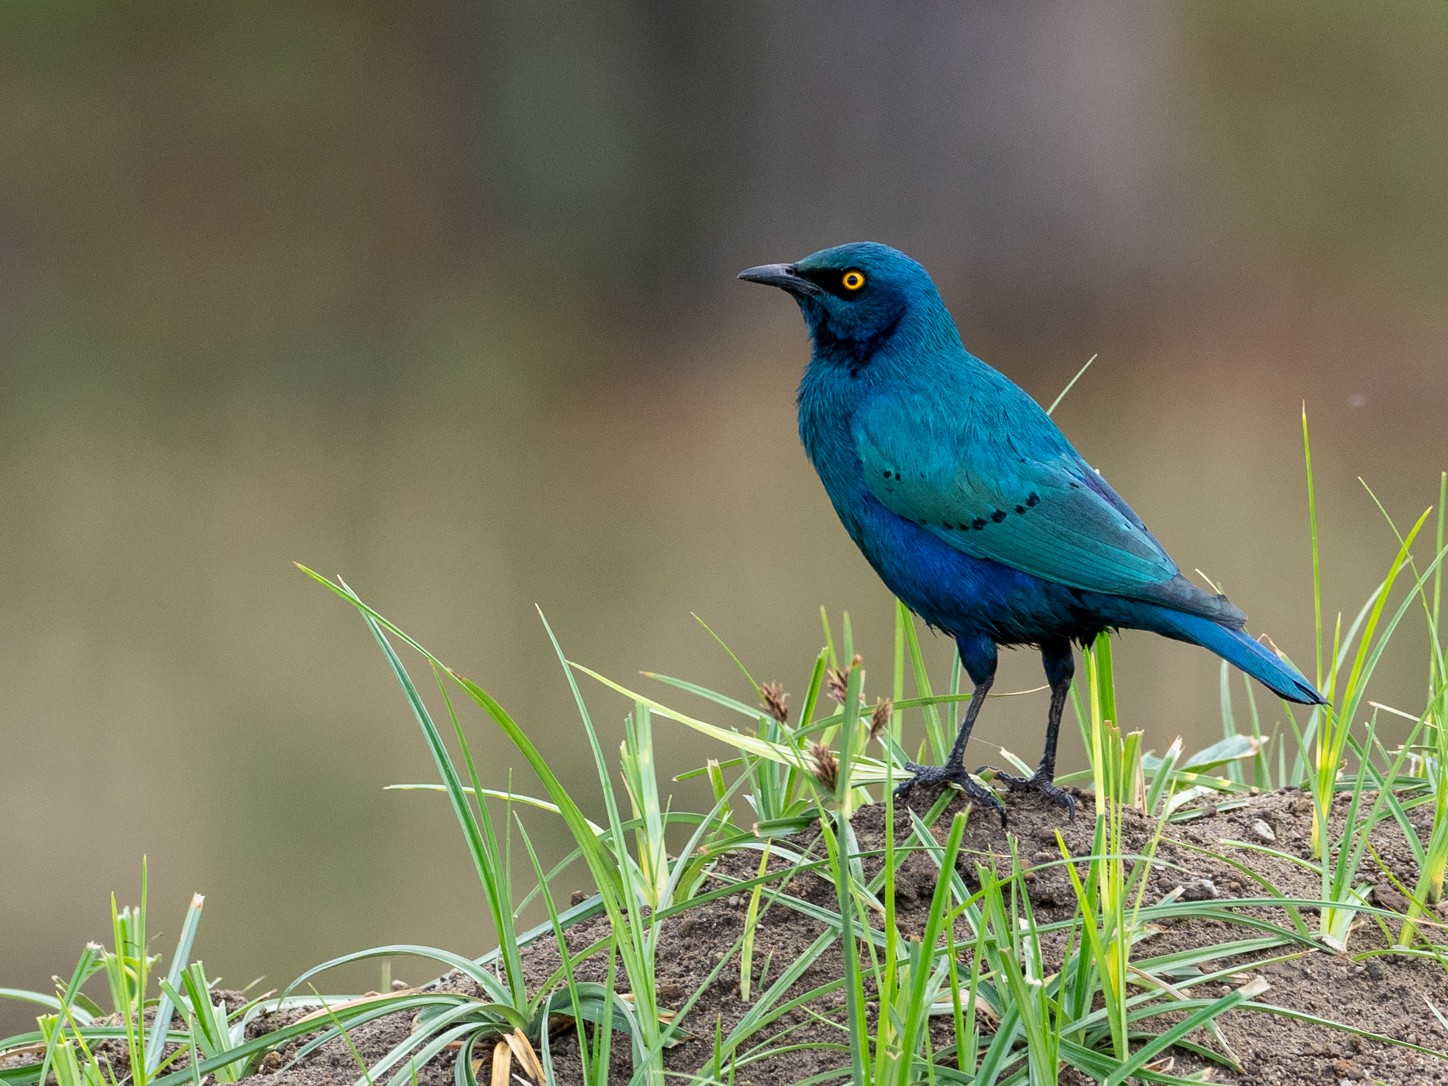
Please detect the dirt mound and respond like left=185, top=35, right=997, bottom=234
left=227, top=786, right=1448, bottom=1085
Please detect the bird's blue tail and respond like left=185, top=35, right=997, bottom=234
left=1140, top=608, right=1326, bottom=706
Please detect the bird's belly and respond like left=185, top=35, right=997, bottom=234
left=843, top=493, right=1102, bottom=646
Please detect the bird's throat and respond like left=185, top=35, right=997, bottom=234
left=810, top=310, right=905, bottom=377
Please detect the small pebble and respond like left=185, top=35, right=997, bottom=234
left=1370, top=884, right=1409, bottom=913
left=1180, top=878, right=1217, bottom=901
left=1251, top=818, right=1276, bottom=842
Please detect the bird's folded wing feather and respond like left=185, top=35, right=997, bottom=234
left=854, top=395, right=1179, bottom=597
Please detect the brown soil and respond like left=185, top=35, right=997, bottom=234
left=10, top=787, right=1448, bottom=1084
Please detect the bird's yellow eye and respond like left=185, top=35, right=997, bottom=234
left=841, top=270, right=866, bottom=291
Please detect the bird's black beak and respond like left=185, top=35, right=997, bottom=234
left=737, top=263, right=822, bottom=297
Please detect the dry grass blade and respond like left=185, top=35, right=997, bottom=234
left=293, top=988, right=419, bottom=1026
left=488, top=1039, right=511, bottom=1086
left=504, top=1029, right=545, bottom=1082
left=619, top=991, right=672, bottom=1018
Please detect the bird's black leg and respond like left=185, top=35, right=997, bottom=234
left=996, top=639, right=1077, bottom=817
left=895, top=641, right=1005, bottom=826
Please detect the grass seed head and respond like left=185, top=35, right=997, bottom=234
left=808, top=741, right=840, bottom=792
left=826, top=654, right=864, bottom=704
left=869, top=697, right=892, bottom=740
left=759, top=681, right=790, bottom=723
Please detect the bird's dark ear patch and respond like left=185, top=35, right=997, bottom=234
left=813, top=308, right=906, bottom=375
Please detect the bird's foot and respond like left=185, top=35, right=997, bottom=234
left=995, top=767, right=1077, bottom=819
left=893, top=761, right=1007, bottom=827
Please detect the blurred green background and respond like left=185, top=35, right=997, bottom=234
left=3, top=3, right=1446, bottom=1029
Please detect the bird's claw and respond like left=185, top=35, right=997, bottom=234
left=893, top=761, right=1008, bottom=827
left=996, top=768, right=1077, bottom=819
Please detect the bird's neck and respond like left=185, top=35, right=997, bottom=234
left=827, top=297, right=959, bottom=370
left=796, top=356, right=863, bottom=501
left=810, top=311, right=906, bottom=377
left=795, top=301, right=973, bottom=513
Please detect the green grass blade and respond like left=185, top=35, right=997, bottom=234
left=145, top=893, right=205, bottom=1077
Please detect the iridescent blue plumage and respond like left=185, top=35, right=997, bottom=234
left=740, top=242, right=1325, bottom=824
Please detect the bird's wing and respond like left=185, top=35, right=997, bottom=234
left=853, top=393, right=1180, bottom=597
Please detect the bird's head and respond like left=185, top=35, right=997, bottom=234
left=738, top=242, right=945, bottom=353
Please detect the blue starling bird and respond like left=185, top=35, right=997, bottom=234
left=739, top=242, right=1325, bottom=824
